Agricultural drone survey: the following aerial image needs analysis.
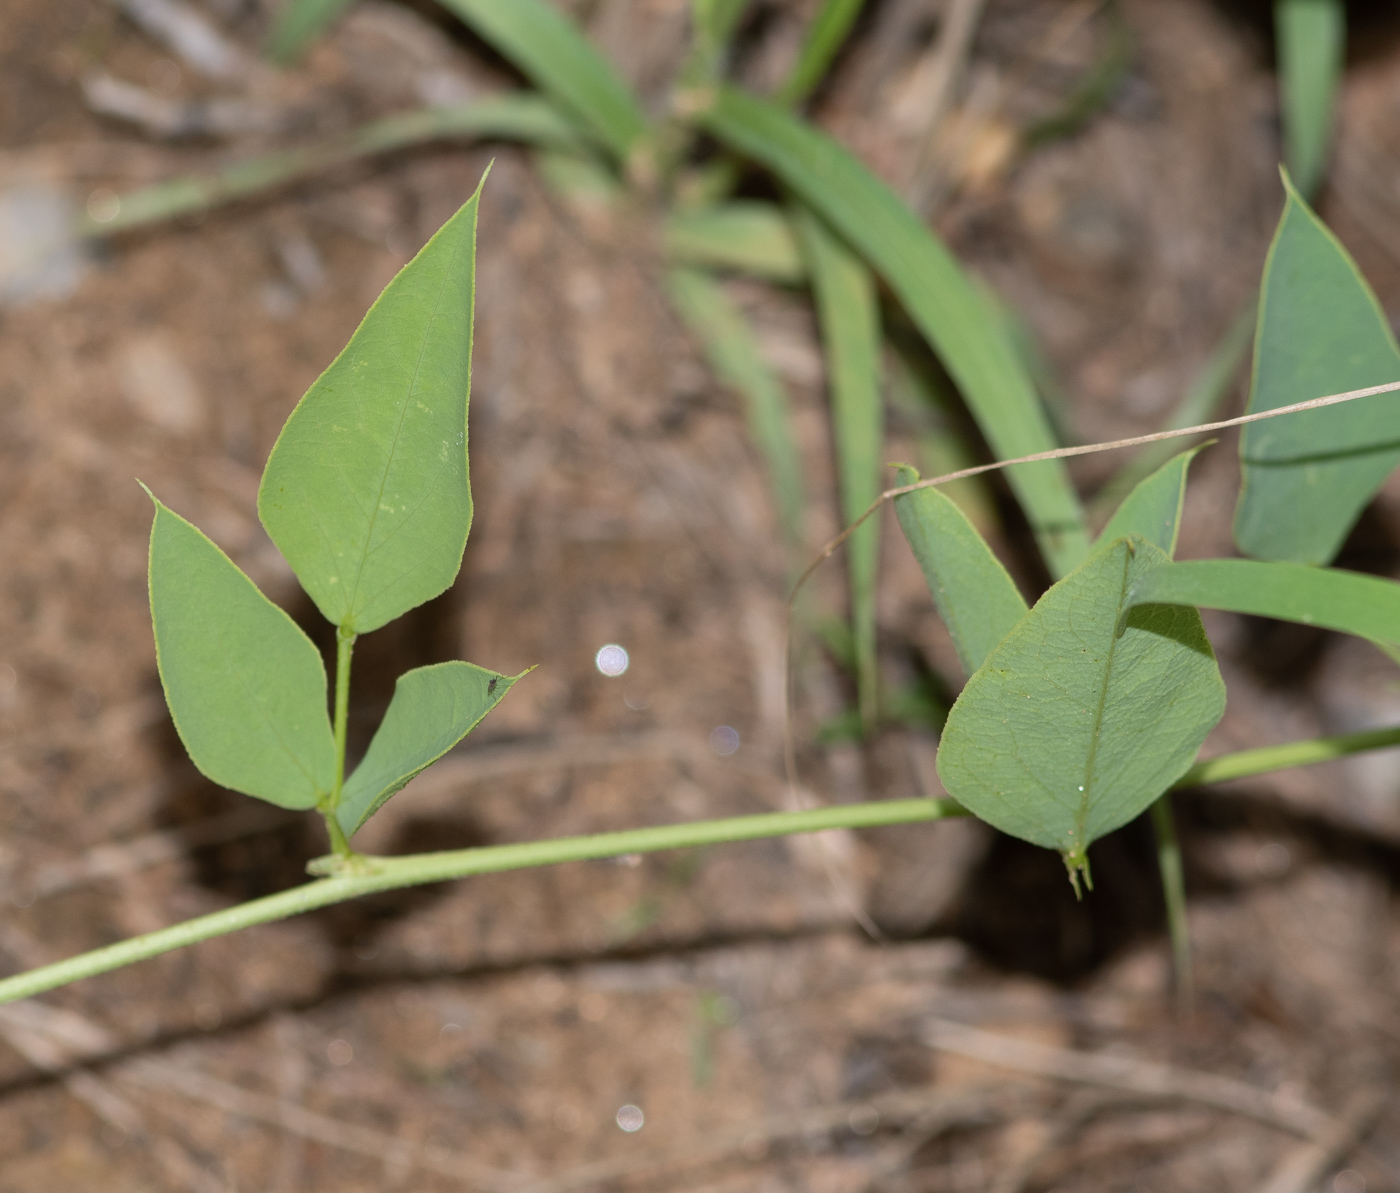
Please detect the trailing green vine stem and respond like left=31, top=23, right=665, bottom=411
left=2, top=723, right=1399, bottom=1006
left=0, top=798, right=963, bottom=1005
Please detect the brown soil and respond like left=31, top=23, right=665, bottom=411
left=2, top=0, right=1400, bottom=1189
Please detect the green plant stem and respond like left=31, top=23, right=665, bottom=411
left=331, top=629, right=355, bottom=813
left=1149, top=794, right=1192, bottom=1015
left=0, top=799, right=965, bottom=1005
left=1172, top=724, right=1400, bottom=788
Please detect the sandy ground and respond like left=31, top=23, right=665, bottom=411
left=2, top=0, right=1400, bottom=1189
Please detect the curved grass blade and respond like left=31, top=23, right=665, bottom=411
left=893, top=463, right=1026, bottom=677
left=1095, top=444, right=1208, bottom=557
left=1091, top=302, right=1253, bottom=519
left=266, top=0, right=355, bottom=63
left=1235, top=172, right=1400, bottom=565
left=338, top=661, right=528, bottom=838
left=795, top=208, right=883, bottom=728
left=435, top=0, right=647, bottom=165
left=80, top=97, right=578, bottom=240
left=695, top=86, right=1088, bottom=577
left=259, top=178, right=482, bottom=635
left=147, top=495, right=334, bottom=810
left=1125, top=559, right=1400, bottom=648
left=664, top=202, right=805, bottom=283
left=776, top=0, right=867, bottom=106
left=1276, top=0, right=1344, bottom=199
left=937, top=537, right=1225, bottom=887
left=666, top=267, right=805, bottom=547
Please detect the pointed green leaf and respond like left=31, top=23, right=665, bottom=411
left=1096, top=445, right=1207, bottom=557
left=796, top=209, right=883, bottom=727
left=1235, top=173, right=1400, bottom=565
left=936, top=538, right=1225, bottom=871
left=893, top=465, right=1028, bottom=677
left=436, top=0, right=648, bottom=164
left=664, top=202, right=805, bottom=283
left=337, top=661, right=526, bottom=838
left=694, top=86, right=1089, bottom=578
left=258, top=180, right=483, bottom=635
left=1276, top=0, right=1344, bottom=199
left=666, top=267, right=805, bottom=547
left=1124, top=559, right=1400, bottom=649
left=147, top=496, right=334, bottom=810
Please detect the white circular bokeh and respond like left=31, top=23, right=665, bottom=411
left=595, top=644, right=629, bottom=677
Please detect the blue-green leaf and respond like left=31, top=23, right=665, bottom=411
left=1276, top=0, right=1344, bottom=199
left=1234, top=172, right=1400, bottom=565
left=147, top=496, right=335, bottom=810
left=937, top=537, right=1224, bottom=880
left=1096, top=445, right=1207, bottom=557
left=893, top=464, right=1027, bottom=677
left=258, top=178, right=482, bottom=635
left=337, top=661, right=527, bottom=838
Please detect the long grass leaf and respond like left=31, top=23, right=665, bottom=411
left=435, top=0, right=648, bottom=164
left=663, top=202, right=805, bottom=283
left=1275, top=0, right=1345, bottom=199
left=795, top=208, right=883, bottom=728
left=266, top=0, right=356, bottom=63
left=777, top=0, right=867, bottom=106
left=1090, top=303, right=1253, bottom=520
left=696, top=86, right=1089, bottom=577
left=80, top=96, right=579, bottom=238
left=681, top=0, right=750, bottom=86
left=666, top=268, right=806, bottom=547
left=1125, top=559, right=1400, bottom=648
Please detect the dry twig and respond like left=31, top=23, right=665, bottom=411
left=1254, top=1088, right=1387, bottom=1193
left=921, top=1018, right=1329, bottom=1138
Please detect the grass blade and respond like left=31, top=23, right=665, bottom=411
left=1091, top=303, right=1254, bottom=520
left=680, top=0, right=750, bottom=86
left=1235, top=172, right=1400, bottom=565
left=259, top=180, right=482, bottom=634
left=666, top=268, right=806, bottom=547
left=435, top=0, right=647, bottom=165
left=795, top=208, right=884, bottom=729
left=1275, top=0, right=1345, bottom=199
left=266, top=0, right=355, bottom=63
left=1149, top=794, right=1193, bottom=1013
left=696, top=86, right=1089, bottom=577
left=1125, top=559, right=1400, bottom=648
left=938, top=537, right=1224, bottom=887
left=776, top=0, right=867, bottom=106
left=893, top=463, right=1027, bottom=678
left=80, top=96, right=579, bottom=239
left=663, top=201, right=805, bottom=283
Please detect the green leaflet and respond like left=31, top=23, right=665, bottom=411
left=680, top=0, right=750, bottom=87
left=146, top=496, right=335, bottom=810
left=259, top=180, right=482, bottom=635
left=936, top=537, right=1224, bottom=883
left=1235, top=173, right=1400, bottom=565
left=266, top=0, right=355, bottom=63
left=795, top=209, right=883, bottom=728
left=663, top=203, right=805, bottom=283
left=666, top=267, right=805, bottom=547
left=893, top=465, right=1027, bottom=678
left=1276, top=0, right=1344, bottom=199
left=1124, top=559, right=1400, bottom=649
left=776, top=0, right=867, bottom=106
left=695, top=86, right=1089, bottom=578
left=436, top=0, right=648, bottom=164
left=337, top=662, right=527, bottom=838
left=1096, top=445, right=1207, bottom=557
